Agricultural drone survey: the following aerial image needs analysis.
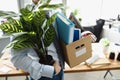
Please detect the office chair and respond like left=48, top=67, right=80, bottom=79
left=93, top=19, right=105, bottom=42
left=83, top=19, right=105, bottom=42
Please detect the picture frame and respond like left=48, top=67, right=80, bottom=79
left=69, top=12, right=84, bottom=32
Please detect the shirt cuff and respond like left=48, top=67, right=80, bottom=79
left=41, top=65, right=54, bottom=78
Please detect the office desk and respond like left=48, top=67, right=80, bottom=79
left=0, top=52, right=29, bottom=80
left=1, top=58, right=120, bottom=80
left=0, top=59, right=29, bottom=77
left=64, top=59, right=120, bottom=73
left=1, top=51, right=120, bottom=80
left=64, top=42, right=120, bottom=78
left=64, top=59, right=120, bottom=79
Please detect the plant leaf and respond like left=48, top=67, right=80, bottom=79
left=32, top=11, right=45, bottom=37
left=44, top=13, right=57, bottom=30
left=7, top=17, right=23, bottom=29
left=0, top=23, right=22, bottom=33
left=43, top=25, right=55, bottom=47
left=33, top=11, right=46, bottom=27
left=20, top=8, right=33, bottom=32
left=40, top=0, right=51, bottom=5
left=11, top=33, right=36, bottom=50
left=20, top=8, right=32, bottom=16
left=39, top=4, right=63, bottom=10
left=13, top=41, right=34, bottom=50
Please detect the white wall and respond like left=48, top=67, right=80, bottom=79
left=66, top=0, right=120, bottom=26
left=0, top=0, right=19, bottom=13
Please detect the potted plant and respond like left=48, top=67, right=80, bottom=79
left=99, top=38, right=110, bottom=53
left=0, top=0, right=63, bottom=65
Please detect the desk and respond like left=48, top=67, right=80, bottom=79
left=1, top=51, right=120, bottom=80
left=1, top=59, right=120, bottom=80
left=0, top=52, right=29, bottom=80
left=0, top=59, right=29, bottom=77
left=64, top=59, right=120, bottom=72
left=64, top=44, right=120, bottom=78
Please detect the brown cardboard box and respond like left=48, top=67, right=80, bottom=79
left=61, top=35, right=92, bottom=68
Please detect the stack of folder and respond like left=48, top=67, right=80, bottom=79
left=56, top=12, right=81, bottom=44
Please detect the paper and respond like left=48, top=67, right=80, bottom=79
left=0, top=66, right=12, bottom=73
left=92, top=43, right=106, bottom=58
left=86, top=53, right=99, bottom=64
left=84, top=43, right=111, bottom=68
left=2, top=60, right=15, bottom=69
left=89, top=58, right=110, bottom=69
left=76, top=48, right=86, bottom=57
left=85, top=52, right=110, bottom=68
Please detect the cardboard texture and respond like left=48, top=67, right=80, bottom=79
left=61, top=35, right=92, bottom=68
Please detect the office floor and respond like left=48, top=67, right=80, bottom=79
left=0, top=70, right=120, bottom=80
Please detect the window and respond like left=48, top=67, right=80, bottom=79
left=66, top=0, right=102, bottom=26
left=66, top=0, right=120, bottom=26
left=23, top=0, right=63, bottom=7
left=101, top=0, right=120, bottom=20
left=0, top=0, right=19, bottom=13
left=17, top=0, right=63, bottom=13
left=50, top=0, right=62, bottom=4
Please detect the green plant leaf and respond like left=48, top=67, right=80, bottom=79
left=7, top=17, right=23, bottom=29
left=20, top=16, right=33, bottom=32
left=40, top=0, right=51, bottom=5
left=20, top=8, right=33, bottom=31
left=0, top=0, right=63, bottom=59
left=0, top=23, right=22, bottom=33
left=33, top=11, right=46, bottom=27
left=13, top=41, right=34, bottom=50
left=0, top=10, right=18, bottom=18
left=43, top=25, right=55, bottom=47
left=11, top=33, right=36, bottom=50
left=21, top=12, right=33, bottom=22
left=32, top=11, right=45, bottom=38
left=19, top=8, right=34, bottom=32
left=39, top=4, right=63, bottom=10
left=44, top=13, right=57, bottom=30
left=20, top=8, right=32, bottom=16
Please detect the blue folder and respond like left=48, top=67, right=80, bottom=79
left=73, top=28, right=81, bottom=41
left=56, top=12, right=75, bottom=44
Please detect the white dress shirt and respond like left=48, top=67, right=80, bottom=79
left=10, top=42, right=59, bottom=80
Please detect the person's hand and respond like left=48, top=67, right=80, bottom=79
left=53, top=61, right=61, bottom=75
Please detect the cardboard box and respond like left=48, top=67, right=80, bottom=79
left=60, top=35, right=92, bottom=68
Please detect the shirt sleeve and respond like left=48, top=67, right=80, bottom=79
left=10, top=48, right=54, bottom=80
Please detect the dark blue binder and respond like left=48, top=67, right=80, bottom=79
left=73, top=28, right=81, bottom=41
